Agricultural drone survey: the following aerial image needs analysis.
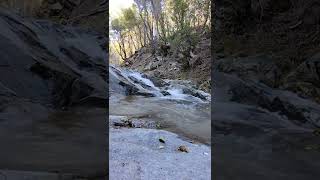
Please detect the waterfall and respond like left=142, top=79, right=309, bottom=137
left=109, top=65, right=211, bottom=102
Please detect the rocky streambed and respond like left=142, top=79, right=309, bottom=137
left=111, top=51, right=320, bottom=179
left=109, top=65, right=212, bottom=179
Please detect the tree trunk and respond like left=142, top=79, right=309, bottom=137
left=120, top=33, right=127, bottom=59
left=137, top=25, right=144, bottom=47
left=129, top=33, right=137, bottom=51
left=116, top=41, right=125, bottom=60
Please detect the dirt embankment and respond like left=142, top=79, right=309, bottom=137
left=124, top=31, right=212, bottom=93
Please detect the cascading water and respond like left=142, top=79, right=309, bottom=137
left=109, top=65, right=211, bottom=102
left=109, top=65, right=211, bottom=144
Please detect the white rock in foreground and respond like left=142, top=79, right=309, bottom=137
left=109, top=127, right=211, bottom=180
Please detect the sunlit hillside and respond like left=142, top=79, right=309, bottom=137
left=109, top=0, right=211, bottom=65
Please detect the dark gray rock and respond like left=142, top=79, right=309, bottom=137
left=0, top=8, right=107, bottom=177
left=182, top=88, right=208, bottom=100
left=161, top=90, right=170, bottom=96
left=141, top=74, right=169, bottom=87
left=214, top=55, right=281, bottom=87
left=214, top=71, right=320, bottom=128
left=110, top=116, right=157, bottom=129
left=0, top=7, right=107, bottom=108
left=129, top=118, right=157, bottom=129
left=109, top=66, right=156, bottom=97
left=212, top=70, right=320, bottom=180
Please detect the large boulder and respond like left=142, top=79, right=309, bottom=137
left=109, top=65, right=156, bottom=97
left=0, top=8, right=107, bottom=177
left=213, top=71, right=320, bottom=128
left=0, top=7, right=107, bottom=108
left=212, top=71, right=320, bottom=179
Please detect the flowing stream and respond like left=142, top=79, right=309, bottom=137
left=109, top=65, right=211, bottom=145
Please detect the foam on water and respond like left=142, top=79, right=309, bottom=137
left=128, top=71, right=160, bottom=91
left=165, top=89, right=188, bottom=100
left=160, top=88, right=205, bottom=102
left=110, top=65, right=210, bottom=102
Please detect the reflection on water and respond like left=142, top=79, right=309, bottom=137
left=44, top=110, right=86, bottom=130
left=32, top=108, right=101, bottom=139
left=110, top=95, right=211, bottom=145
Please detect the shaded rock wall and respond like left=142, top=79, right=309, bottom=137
left=0, top=7, right=107, bottom=108
left=214, top=0, right=320, bottom=102
left=0, top=7, right=108, bottom=177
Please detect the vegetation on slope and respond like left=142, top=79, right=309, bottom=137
left=110, top=0, right=211, bottom=64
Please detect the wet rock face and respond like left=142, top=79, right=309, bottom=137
left=141, top=74, right=169, bottom=87
left=109, top=66, right=156, bottom=97
left=0, top=8, right=108, bottom=108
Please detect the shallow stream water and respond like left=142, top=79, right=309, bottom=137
left=109, top=65, right=211, bottom=144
